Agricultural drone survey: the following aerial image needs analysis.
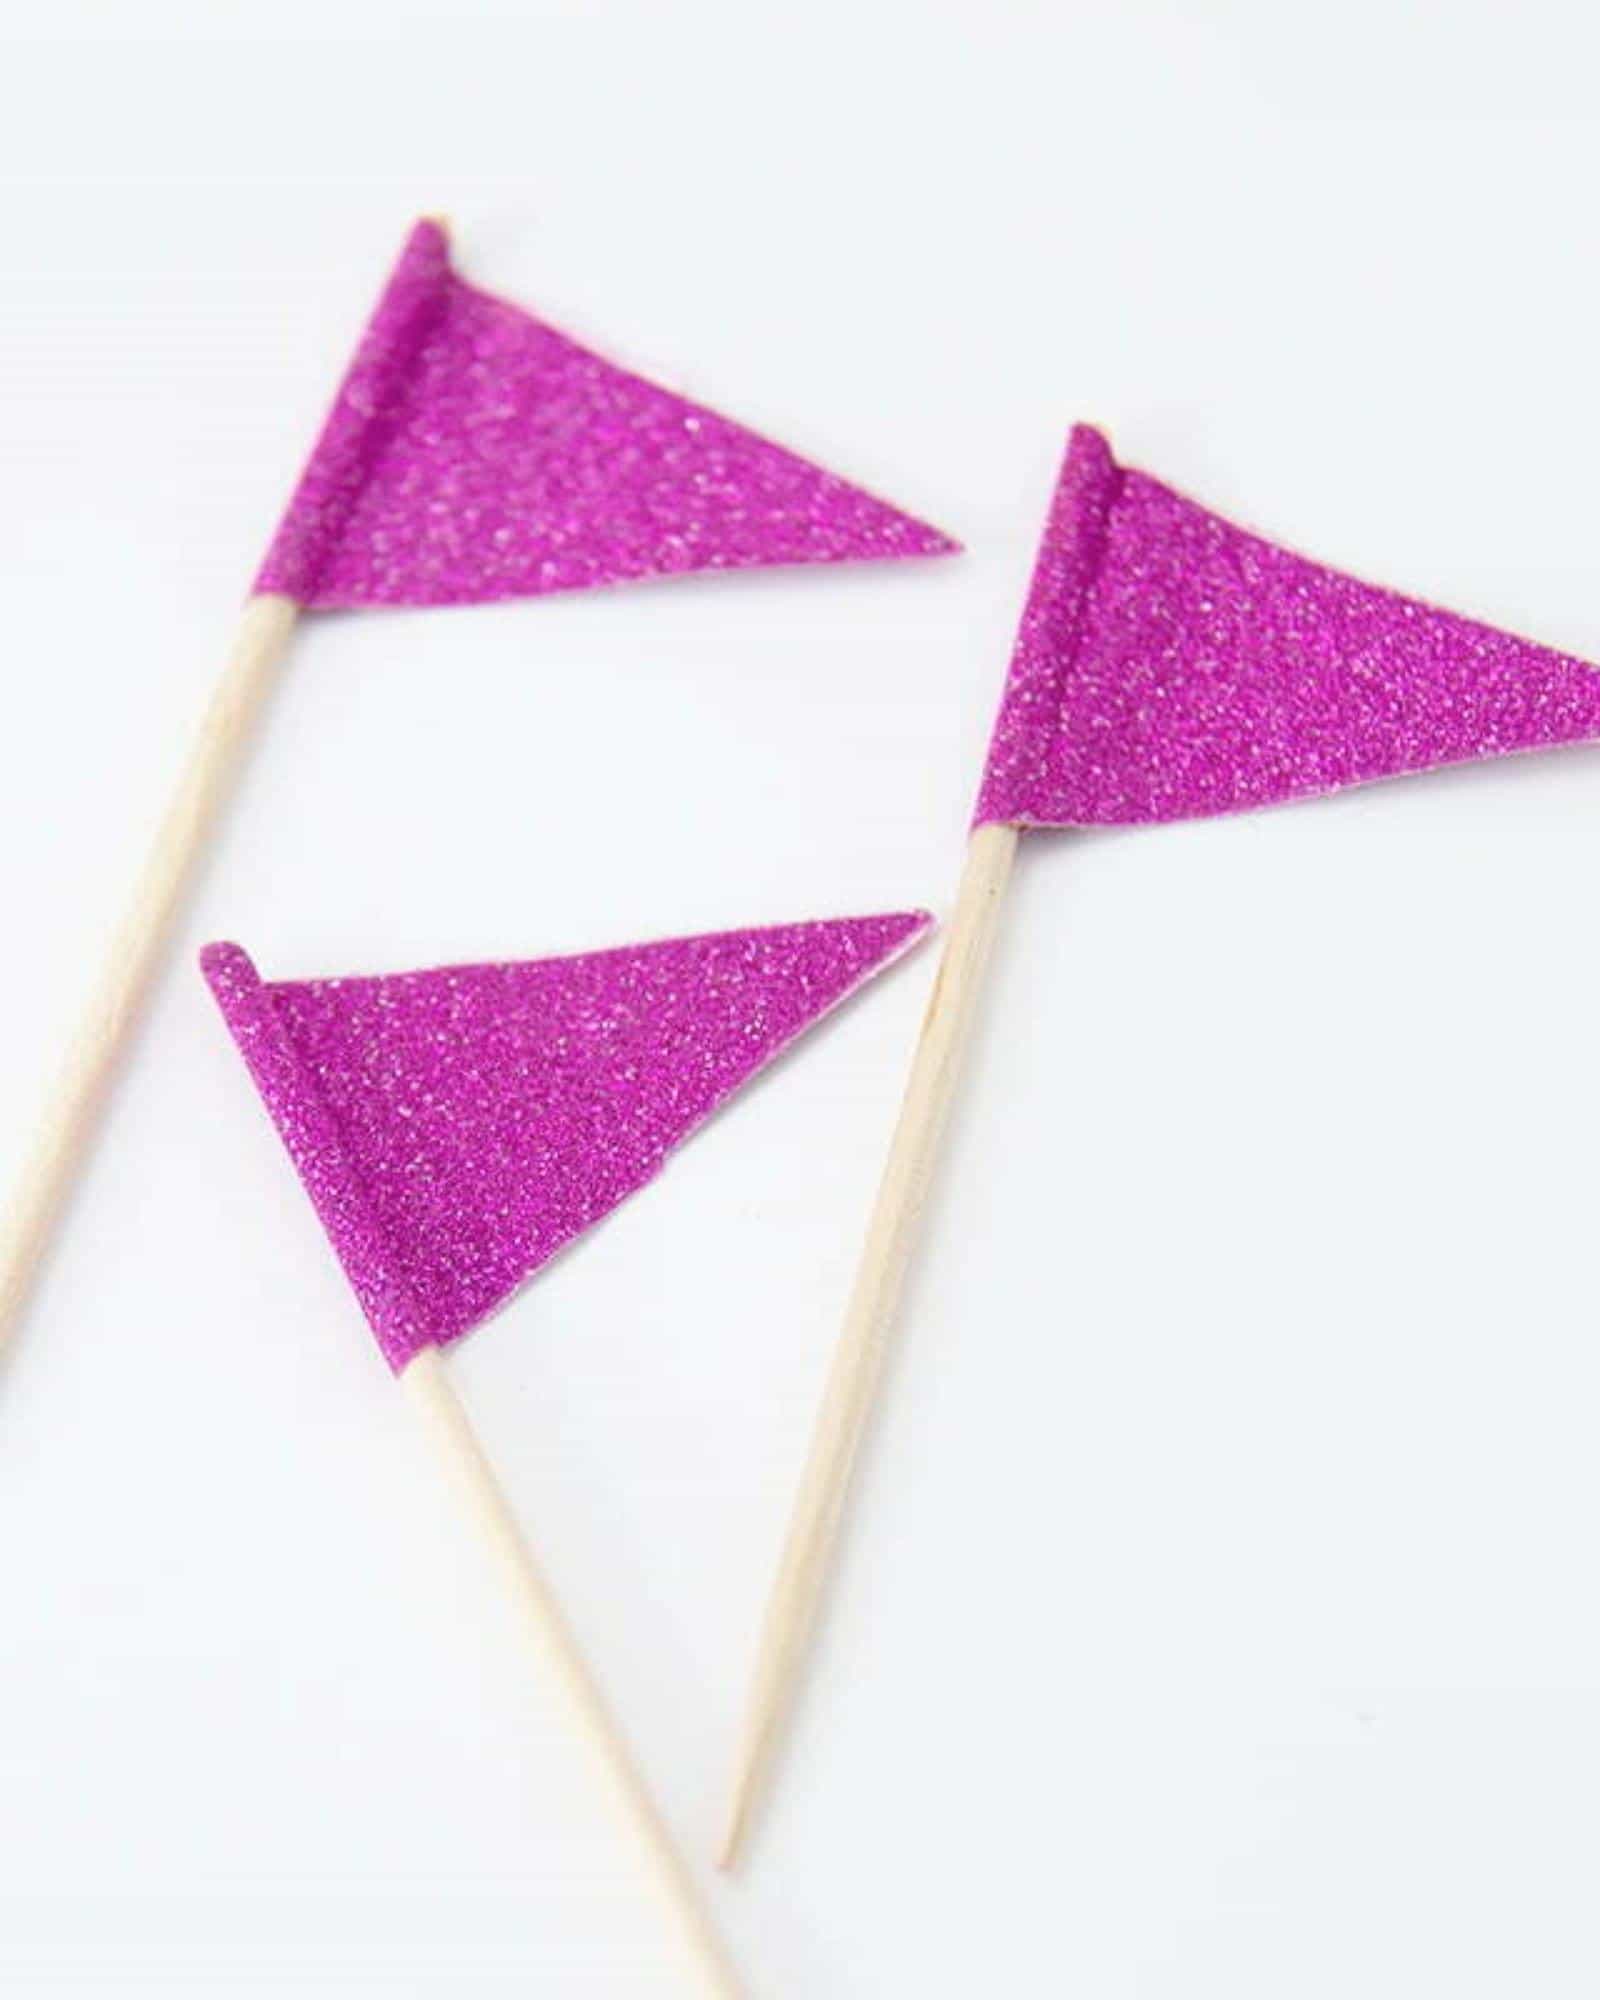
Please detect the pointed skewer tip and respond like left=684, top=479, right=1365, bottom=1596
left=715, top=1797, right=749, bottom=1874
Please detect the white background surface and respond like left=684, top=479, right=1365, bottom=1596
left=6, top=4, right=1600, bottom=1994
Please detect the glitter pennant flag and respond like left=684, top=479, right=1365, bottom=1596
left=714, top=427, right=1600, bottom=1868
left=975, top=425, right=1600, bottom=829
left=256, top=219, right=956, bottom=608
left=202, top=914, right=931, bottom=1369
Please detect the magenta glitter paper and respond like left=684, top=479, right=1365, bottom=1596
left=202, top=915, right=931, bottom=1370
left=975, top=426, right=1600, bottom=828
left=255, top=220, right=956, bottom=607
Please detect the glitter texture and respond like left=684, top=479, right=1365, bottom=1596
left=975, top=425, right=1600, bottom=827
left=255, top=220, right=956, bottom=607
left=202, top=915, right=931, bottom=1370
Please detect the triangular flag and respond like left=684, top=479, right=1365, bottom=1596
left=975, top=425, right=1600, bottom=828
left=202, top=914, right=931, bottom=1369
left=255, top=220, right=956, bottom=608
left=718, top=427, right=1600, bottom=1864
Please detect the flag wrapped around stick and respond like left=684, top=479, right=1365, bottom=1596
left=258, top=219, right=956, bottom=607
left=202, top=909, right=931, bottom=1999
left=721, top=423, right=1600, bottom=1870
left=201, top=913, right=932, bottom=1367
left=976, top=424, right=1600, bottom=827
left=0, top=217, right=955, bottom=1352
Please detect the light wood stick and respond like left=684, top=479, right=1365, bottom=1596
left=719, top=820, right=1018, bottom=1869
left=0, top=593, right=298, bottom=1344
left=401, top=1345, right=745, bottom=1999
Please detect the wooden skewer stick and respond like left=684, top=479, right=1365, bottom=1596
left=718, top=821, right=1018, bottom=1870
left=0, top=592, right=299, bottom=1347
left=401, top=1346, right=746, bottom=1999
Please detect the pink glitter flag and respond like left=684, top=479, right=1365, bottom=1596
left=256, top=220, right=956, bottom=608
left=719, top=426, right=1600, bottom=1866
left=975, top=425, right=1600, bottom=828
left=202, top=914, right=931, bottom=1370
